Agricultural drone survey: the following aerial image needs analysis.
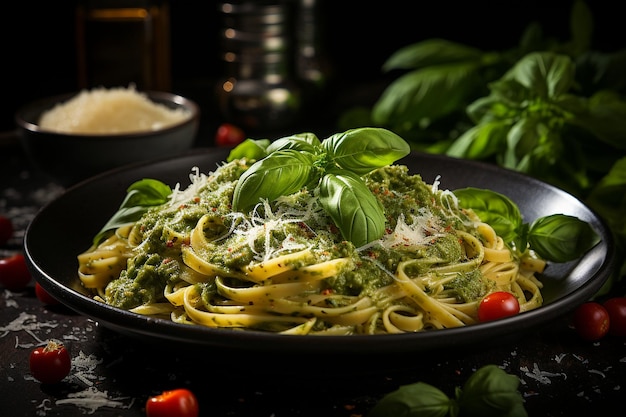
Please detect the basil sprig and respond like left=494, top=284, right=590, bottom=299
left=228, top=127, right=410, bottom=247
left=368, top=364, right=527, bottom=417
left=454, top=187, right=600, bottom=262
left=92, top=178, right=172, bottom=246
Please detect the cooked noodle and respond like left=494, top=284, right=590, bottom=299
left=77, top=158, right=546, bottom=335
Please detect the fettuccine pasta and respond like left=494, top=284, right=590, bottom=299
left=77, top=158, right=546, bottom=335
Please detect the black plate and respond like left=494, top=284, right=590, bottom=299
left=24, top=148, right=617, bottom=355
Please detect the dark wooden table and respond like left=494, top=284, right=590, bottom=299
left=2, top=137, right=625, bottom=417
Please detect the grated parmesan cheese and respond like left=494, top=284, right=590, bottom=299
left=38, top=85, right=191, bottom=134
left=55, top=387, right=133, bottom=414
left=380, top=210, right=446, bottom=250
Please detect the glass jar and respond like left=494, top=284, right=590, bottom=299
left=75, top=0, right=171, bottom=91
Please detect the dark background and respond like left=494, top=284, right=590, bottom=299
left=1, top=0, right=623, bottom=138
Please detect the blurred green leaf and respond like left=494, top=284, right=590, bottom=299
left=382, top=38, right=485, bottom=72
left=447, top=120, right=511, bottom=159
left=502, top=52, right=575, bottom=99
left=372, top=63, right=482, bottom=129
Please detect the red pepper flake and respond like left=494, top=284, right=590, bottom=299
left=163, top=258, right=173, bottom=264
left=321, top=288, right=333, bottom=295
left=193, top=197, right=201, bottom=203
left=211, top=207, right=217, bottom=212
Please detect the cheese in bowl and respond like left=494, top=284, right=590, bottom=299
left=15, top=88, right=200, bottom=186
left=38, top=86, right=192, bottom=134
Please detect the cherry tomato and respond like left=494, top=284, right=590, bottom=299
left=215, top=123, right=245, bottom=147
left=0, top=215, right=13, bottom=245
left=35, top=282, right=60, bottom=306
left=477, top=291, right=520, bottom=322
left=573, top=301, right=610, bottom=341
left=146, top=388, right=199, bottom=417
left=603, top=297, right=626, bottom=337
left=0, top=253, right=32, bottom=291
left=29, top=340, right=71, bottom=384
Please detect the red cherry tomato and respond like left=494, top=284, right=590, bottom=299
left=0, top=215, right=13, bottom=245
left=215, top=123, right=245, bottom=147
left=146, top=388, right=199, bottom=417
left=29, top=340, right=71, bottom=384
left=477, top=291, right=520, bottom=322
left=35, top=282, right=60, bottom=306
left=0, top=253, right=32, bottom=291
left=573, top=301, right=610, bottom=341
left=603, top=297, right=626, bottom=337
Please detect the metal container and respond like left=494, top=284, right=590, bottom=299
left=216, top=0, right=302, bottom=134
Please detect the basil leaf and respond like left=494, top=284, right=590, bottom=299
left=570, top=90, right=626, bottom=150
left=92, top=179, right=171, bottom=246
left=319, top=171, right=386, bottom=247
left=381, top=38, right=484, bottom=72
left=367, top=381, right=451, bottom=417
left=465, top=95, right=515, bottom=123
left=486, top=78, right=534, bottom=107
left=453, top=187, right=523, bottom=243
left=528, top=214, right=601, bottom=262
left=446, top=120, right=510, bottom=159
left=322, top=127, right=410, bottom=175
left=372, top=62, right=482, bottom=129
left=456, top=365, right=527, bottom=417
left=227, top=138, right=271, bottom=162
left=125, top=178, right=172, bottom=206
left=502, top=52, right=575, bottom=99
left=232, top=149, right=315, bottom=212
left=502, top=116, right=550, bottom=171
left=266, top=132, right=321, bottom=154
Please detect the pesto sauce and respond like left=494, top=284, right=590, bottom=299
left=365, top=165, right=433, bottom=229
left=105, top=159, right=487, bottom=307
left=446, top=269, right=494, bottom=303
left=105, top=252, right=180, bottom=309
